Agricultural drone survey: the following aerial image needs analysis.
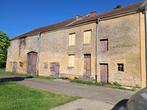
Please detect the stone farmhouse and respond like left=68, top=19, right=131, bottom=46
left=6, top=2, right=147, bottom=88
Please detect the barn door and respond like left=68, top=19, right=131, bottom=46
left=27, top=52, right=38, bottom=75
left=50, top=62, right=59, bottom=78
left=100, top=64, right=108, bottom=83
left=84, top=54, right=91, bottom=78
left=12, top=62, right=17, bottom=73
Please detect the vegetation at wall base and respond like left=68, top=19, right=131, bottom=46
left=70, top=79, right=137, bottom=91
left=0, top=69, right=15, bottom=75
left=0, top=82, right=79, bottom=110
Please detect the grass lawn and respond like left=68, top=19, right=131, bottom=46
left=0, top=82, right=79, bottom=110
left=0, top=69, right=14, bottom=75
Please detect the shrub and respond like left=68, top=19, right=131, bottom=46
left=0, top=61, right=6, bottom=68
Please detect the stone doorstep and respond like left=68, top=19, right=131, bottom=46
left=50, top=98, right=113, bottom=110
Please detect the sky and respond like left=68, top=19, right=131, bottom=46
left=0, top=0, right=144, bottom=38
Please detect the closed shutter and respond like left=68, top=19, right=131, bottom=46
left=68, top=55, right=75, bottom=67
left=100, top=39, right=108, bottom=52
left=69, top=34, right=76, bottom=46
left=84, top=30, right=91, bottom=44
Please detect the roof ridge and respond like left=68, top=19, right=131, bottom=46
left=12, top=1, right=146, bottom=40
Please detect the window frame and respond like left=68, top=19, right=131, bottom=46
left=100, top=38, right=108, bottom=52
left=68, top=33, right=76, bottom=46
left=83, top=30, right=92, bottom=44
left=68, top=54, right=75, bottom=67
left=117, top=63, right=124, bottom=72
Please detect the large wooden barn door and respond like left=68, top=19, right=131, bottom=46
left=84, top=54, right=91, bottom=78
left=100, top=64, right=108, bottom=83
left=27, top=52, right=38, bottom=75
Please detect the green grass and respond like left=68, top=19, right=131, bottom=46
left=0, top=69, right=29, bottom=77
left=0, top=69, right=14, bottom=75
left=70, top=79, right=135, bottom=91
left=0, top=82, right=79, bottom=110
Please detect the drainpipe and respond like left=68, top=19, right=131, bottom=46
left=144, top=6, right=147, bottom=86
left=95, top=18, right=100, bottom=83
left=140, top=4, right=147, bottom=86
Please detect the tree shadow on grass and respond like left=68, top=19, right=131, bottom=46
left=0, top=76, right=33, bottom=83
left=111, top=99, right=128, bottom=110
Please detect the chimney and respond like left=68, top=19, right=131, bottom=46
left=76, top=15, right=82, bottom=20
left=89, top=11, right=97, bottom=17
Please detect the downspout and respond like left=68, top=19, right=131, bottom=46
left=95, top=18, right=100, bottom=83
left=140, top=4, right=147, bottom=87
left=144, top=6, right=147, bottom=86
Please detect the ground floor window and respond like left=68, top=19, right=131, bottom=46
left=117, top=63, right=124, bottom=72
left=68, top=54, right=75, bottom=67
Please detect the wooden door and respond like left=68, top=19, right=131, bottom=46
left=84, top=54, right=91, bottom=78
left=100, top=64, right=108, bottom=83
left=12, top=62, right=17, bottom=73
left=27, top=52, right=38, bottom=75
left=50, top=62, right=59, bottom=77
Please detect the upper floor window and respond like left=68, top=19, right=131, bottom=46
left=100, top=39, right=108, bottom=52
left=68, top=54, right=75, bottom=67
left=83, top=30, right=92, bottom=44
left=118, top=63, right=124, bottom=72
left=69, top=33, right=76, bottom=46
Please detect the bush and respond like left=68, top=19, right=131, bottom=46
left=0, top=61, right=6, bottom=68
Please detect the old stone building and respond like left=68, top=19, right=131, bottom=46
left=6, top=2, right=147, bottom=88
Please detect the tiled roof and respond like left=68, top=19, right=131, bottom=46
left=12, top=18, right=76, bottom=40
left=98, top=1, right=146, bottom=18
left=12, top=1, right=146, bottom=40
left=67, top=1, right=146, bottom=27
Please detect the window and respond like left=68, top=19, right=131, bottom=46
left=100, top=39, right=108, bottom=52
left=19, top=62, right=23, bottom=67
left=44, top=62, right=48, bottom=69
left=118, top=64, right=124, bottom=72
left=69, top=33, right=76, bottom=46
left=68, top=55, right=75, bottom=67
left=84, top=30, right=92, bottom=44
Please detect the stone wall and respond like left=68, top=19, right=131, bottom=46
left=98, top=13, right=141, bottom=86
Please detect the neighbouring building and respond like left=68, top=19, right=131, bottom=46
left=6, top=2, right=147, bottom=88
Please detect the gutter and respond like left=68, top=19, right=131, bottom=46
left=95, top=18, right=100, bottom=83
left=100, top=9, right=138, bottom=21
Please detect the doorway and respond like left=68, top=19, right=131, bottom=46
left=100, top=63, right=108, bottom=83
left=50, top=62, right=60, bottom=78
left=27, top=52, right=38, bottom=75
left=83, top=54, right=91, bottom=78
left=12, top=61, right=17, bottom=73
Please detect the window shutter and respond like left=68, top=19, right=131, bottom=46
left=100, top=39, right=108, bottom=52
left=84, top=30, right=91, bottom=44
left=69, top=34, right=76, bottom=46
left=68, top=55, right=75, bottom=67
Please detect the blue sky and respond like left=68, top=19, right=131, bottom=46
left=0, top=0, right=144, bottom=38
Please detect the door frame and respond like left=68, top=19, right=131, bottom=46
left=83, top=54, right=91, bottom=78
left=50, top=62, right=60, bottom=78
left=100, top=63, right=109, bottom=83
left=12, top=61, right=17, bottom=73
left=27, top=51, right=38, bottom=75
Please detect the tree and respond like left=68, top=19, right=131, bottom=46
left=0, top=32, right=10, bottom=68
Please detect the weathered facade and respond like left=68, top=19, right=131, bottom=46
left=6, top=2, right=147, bottom=88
